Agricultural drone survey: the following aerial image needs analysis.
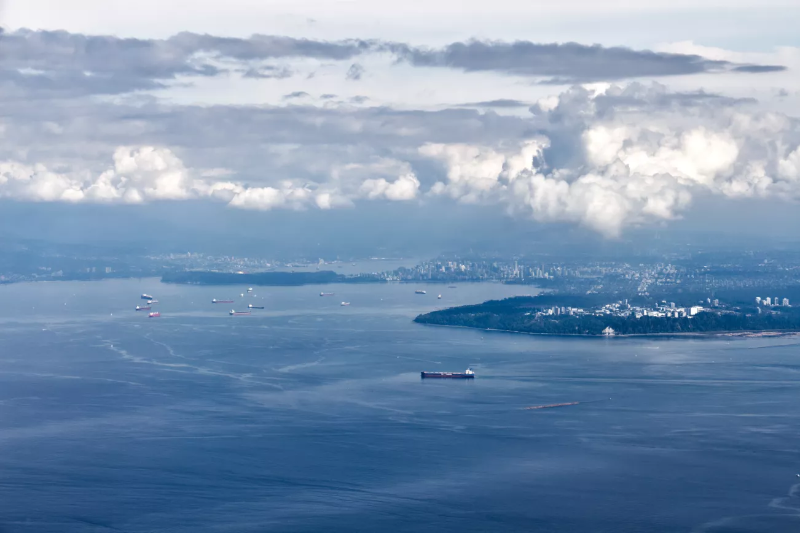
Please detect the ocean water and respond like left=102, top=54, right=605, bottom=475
left=0, top=279, right=799, bottom=532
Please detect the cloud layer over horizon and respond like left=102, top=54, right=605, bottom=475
left=1, top=27, right=799, bottom=238
left=1, top=28, right=787, bottom=98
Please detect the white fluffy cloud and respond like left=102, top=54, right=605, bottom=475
left=0, top=146, right=196, bottom=204
left=0, top=146, right=420, bottom=211
left=421, top=140, right=548, bottom=203
left=359, top=173, right=420, bottom=201
left=417, top=84, right=800, bottom=237
left=3, top=82, right=799, bottom=237
left=0, top=161, right=85, bottom=202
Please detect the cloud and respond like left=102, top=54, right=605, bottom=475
left=456, top=99, right=531, bottom=108
left=0, top=29, right=786, bottom=99
left=0, top=145, right=420, bottom=211
left=359, top=174, right=420, bottom=201
left=241, top=65, right=293, bottom=79
left=399, top=40, right=785, bottom=83
left=346, top=63, right=365, bottom=81
left=421, top=140, right=549, bottom=203
left=2, top=56, right=799, bottom=239
left=0, top=161, right=85, bottom=202
left=283, top=91, right=311, bottom=100
left=418, top=83, right=800, bottom=237
left=733, top=65, right=787, bottom=73
left=0, top=146, right=197, bottom=204
left=0, top=29, right=379, bottom=98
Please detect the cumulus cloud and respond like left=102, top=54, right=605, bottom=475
left=421, top=140, right=548, bottom=203
left=0, top=146, right=195, bottom=204
left=359, top=174, right=420, bottom=201
left=0, top=145, right=420, bottom=211
left=418, top=83, right=800, bottom=237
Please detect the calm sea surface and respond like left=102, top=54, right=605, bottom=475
left=0, top=279, right=799, bottom=532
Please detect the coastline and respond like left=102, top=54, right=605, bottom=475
left=414, top=322, right=800, bottom=339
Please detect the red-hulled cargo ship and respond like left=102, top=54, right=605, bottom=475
left=212, top=299, right=235, bottom=304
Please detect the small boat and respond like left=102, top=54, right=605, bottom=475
left=212, top=299, right=235, bottom=304
left=421, top=368, right=475, bottom=379
left=438, top=294, right=442, bottom=299
left=135, top=305, right=151, bottom=311
left=229, top=310, right=251, bottom=316
left=248, top=304, right=265, bottom=309
left=148, top=312, right=160, bottom=318
left=247, top=287, right=253, bottom=292
left=415, top=290, right=427, bottom=295
left=448, top=286, right=457, bottom=289
left=341, top=302, right=350, bottom=306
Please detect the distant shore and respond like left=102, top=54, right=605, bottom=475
left=414, top=322, right=800, bottom=339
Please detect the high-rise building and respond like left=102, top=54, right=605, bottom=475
left=713, top=299, right=719, bottom=307
left=783, top=298, right=790, bottom=307
left=764, top=297, right=772, bottom=306
left=756, top=297, right=762, bottom=305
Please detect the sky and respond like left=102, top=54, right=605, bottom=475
left=2, top=0, right=800, bottom=254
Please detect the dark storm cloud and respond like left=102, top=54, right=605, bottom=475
left=0, top=29, right=786, bottom=99
left=400, top=40, right=785, bottom=82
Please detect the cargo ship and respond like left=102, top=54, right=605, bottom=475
left=135, top=305, right=151, bottom=311
left=147, top=299, right=159, bottom=304
left=341, top=302, right=350, bottom=306
left=320, top=292, right=335, bottom=296
left=229, top=310, right=251, bottom=316
left=141, top=294, right=153, bottom=300
left=148, top=312, right=160, bottom=318
left=248, top=304, right=265, bottom=309
left=421, top=368, right=474, bottom=379
left=415, top=290, right=427, bottom=295
left=212, top=299, right=235, bottom=304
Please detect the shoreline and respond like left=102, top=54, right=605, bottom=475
left=414, top=322, right=800, bottom=339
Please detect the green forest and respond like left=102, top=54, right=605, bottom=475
left=414, top=296, right=800, bottom=335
